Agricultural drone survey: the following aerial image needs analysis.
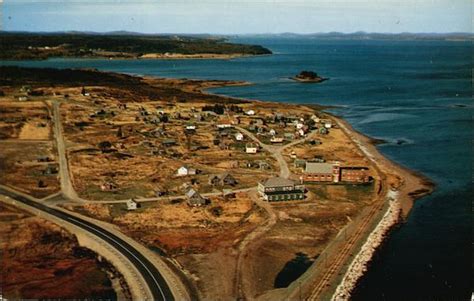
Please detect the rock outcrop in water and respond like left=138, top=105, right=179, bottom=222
left=291, top=71, right=328, bottom=83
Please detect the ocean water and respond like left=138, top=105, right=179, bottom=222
left=1, top=37, right=471, bottom=300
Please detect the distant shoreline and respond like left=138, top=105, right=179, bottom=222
left=0, top=53, right=271, bottom=62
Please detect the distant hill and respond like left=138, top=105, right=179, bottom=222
left=237, top=32, right=474, bottom=41
left=0, top=32, right=272, bottom=60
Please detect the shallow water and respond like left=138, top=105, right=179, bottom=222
left=1, top=36, right=471, bottom=299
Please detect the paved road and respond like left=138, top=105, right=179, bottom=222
left=0, top=186, right=174, bottom=301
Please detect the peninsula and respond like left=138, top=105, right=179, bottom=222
left=0, top=66, right=433, bottom=301
left=0, top=32, right=272, bottom=60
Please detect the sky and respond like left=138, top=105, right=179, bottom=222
left=1, top=0, right=472, bottom=34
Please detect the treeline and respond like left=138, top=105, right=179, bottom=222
left=0, top=32, right=272, bottom=60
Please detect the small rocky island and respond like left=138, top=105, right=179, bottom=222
left=291, top=71, right=328, bottom=83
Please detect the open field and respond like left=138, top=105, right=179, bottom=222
left=0, top=97, right=59, bottom=198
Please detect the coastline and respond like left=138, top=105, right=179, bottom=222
left=0, top=53, right=270, bottom=62
left=138, top=53, right=268, bottom=60
left=323, top=116, right=435, bottom=300
left=335, top=117, right=435, bottom=217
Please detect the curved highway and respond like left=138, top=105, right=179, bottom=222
left=0, top=187, right=174, bottom=301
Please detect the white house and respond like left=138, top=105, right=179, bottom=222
left=270, top=137, right=284, bottom=143
left=245, top=143, right=258, bottom=154
left=177, top=166, right=197, bottom=176
left=185, top=124, right=197, bottom=131
left=245, top=110, right=255, bottom=116
left=235, top=132, right=244, bottom=141
left=311, top=114, right=320, bottom=123
left=217, top=123, right=232, bottom=129
left=269, top=129, right=276, bottom=136
left=126, top=199, right=138, bottom=210
left=324, top=122, right=332, bottom=129
left=296, top=122, right=304, bottom=130
left=298, top=129, right=305, bottom=137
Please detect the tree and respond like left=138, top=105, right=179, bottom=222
left=98, top=141, right=112, bottom=152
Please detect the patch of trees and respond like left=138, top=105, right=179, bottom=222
left=202, top=104, right=225, bottom=115
left=0, top=32, right=272, bottom=60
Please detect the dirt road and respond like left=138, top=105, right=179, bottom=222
left=235, top=126, right=317, bottom=179
left=52, top=101, right=83, bottom=202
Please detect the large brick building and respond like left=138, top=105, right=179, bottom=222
left=340, top=167, right=370, bottom=183
left=303, top=162, right=340, bottom=183
left=303, top=162, right=371, bottom=184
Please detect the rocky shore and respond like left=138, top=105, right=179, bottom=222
left=331, top=190, right=402, bottom=300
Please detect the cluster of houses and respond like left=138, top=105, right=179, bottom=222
left=105, top=104, right=369, bottom=207
left=242, top=112, right=334, bottom=143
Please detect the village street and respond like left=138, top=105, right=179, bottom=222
left=52, top=101, right=84, bottom=203
left=235, top=125, right=319, bottom=179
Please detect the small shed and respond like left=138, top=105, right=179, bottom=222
left=235, top=132, right=244, bottom=141
left=208, top=173, right=238, bottom=186
left=186, top=188, right=206, bottom=207
left=126, top=199, right=139, bottom=210
left=270, top=137, right=284, bottom=143
left=245, top=110, right=255, bottom=116
left=177, top=166, right=197, bottom=176
left=294, top=159, right=307, bottom=168
left=245, top=143, right=258, bottom=154
left=162, top=139, right=177, bottom=146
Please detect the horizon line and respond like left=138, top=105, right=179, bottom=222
left=1, top=30, right=473, bottom=36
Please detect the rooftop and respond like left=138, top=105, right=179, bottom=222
left=262, top=177, right=295, bottom=187
left=305, top=162, right=334, bottom=174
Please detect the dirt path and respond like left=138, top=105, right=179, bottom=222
left=52, top=101, right=83, bottom=203
left=233, top=189, right=278, bottom=299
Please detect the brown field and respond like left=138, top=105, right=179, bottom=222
left=0, top=141, right=59, bottom=198
left=68, top=191, right=267, bottom=299
left=0, top=202, right=122, bottom=300
left=0, top=99, right=52, bottom=140
left=58, top=91, right=286, bottom=200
